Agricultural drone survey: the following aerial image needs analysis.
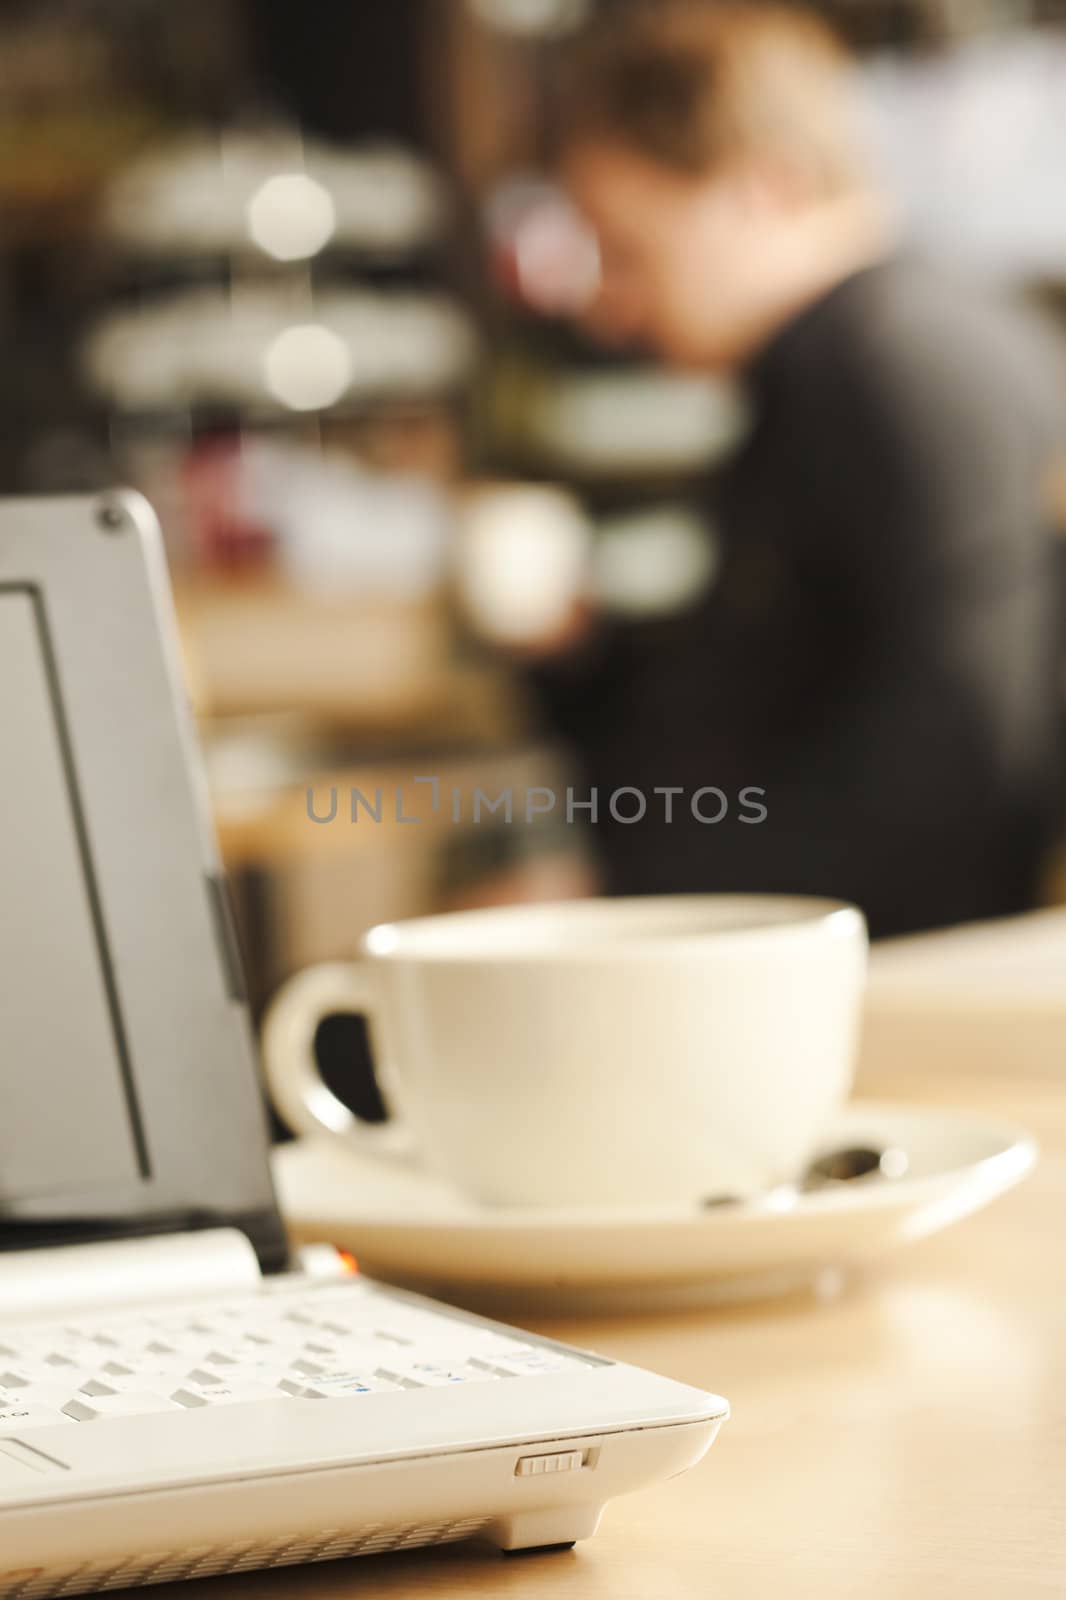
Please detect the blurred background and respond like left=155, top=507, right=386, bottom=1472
left=5, top=0, right=1066, bottom=1046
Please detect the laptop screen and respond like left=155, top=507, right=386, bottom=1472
left=0, top=496, right=288, bottom=1271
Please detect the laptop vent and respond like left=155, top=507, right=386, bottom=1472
left=0, top=1516, right=489, bottom=1598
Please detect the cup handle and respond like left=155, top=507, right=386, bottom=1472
left=260, top=962, right=415, bottom=1162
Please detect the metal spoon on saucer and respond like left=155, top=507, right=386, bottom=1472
left=702, top=1144, right=910, bottom=1211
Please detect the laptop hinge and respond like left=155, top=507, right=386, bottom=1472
left=0, top=1228, right=263, bottom=1322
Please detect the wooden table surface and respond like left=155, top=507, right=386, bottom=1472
left=127, top=1011, right=1065, bottom=1600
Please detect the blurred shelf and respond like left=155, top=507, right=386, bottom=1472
left=481, top=358, right=747, bottom=485
left=173, top=574, right=524, bottom=740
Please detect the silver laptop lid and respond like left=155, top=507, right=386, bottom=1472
left=0, top=491, right=288, bottom=1271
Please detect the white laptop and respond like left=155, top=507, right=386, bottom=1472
left=0, top=491, right=728, bottom=1598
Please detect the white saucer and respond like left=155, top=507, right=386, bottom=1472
left=271, top=1101, right=1036, bottom=1314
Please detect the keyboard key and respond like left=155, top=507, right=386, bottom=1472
left=489, top=1353, right=573, bottom=1377
left=104, top=1365, right=187, bottom=1388
left=184, top=1367, right=227, bottom=1386
left=372, top=1368, right=425, bottom=1390
left=62, top=1393, right=181, bottom=1421
left=196, top=1349, right=240, bottom=1368
left=0, top=1405, right=76, bottom=1429
left=3, top=1367, right=103, bottom=1395
left=170, top=1382, right=279, bottom=1408
left=2, top=1383, right=77, bottom=1411
left=283, top=1374, right=395, bottom=1398
left=201, top=1359, right=287, bottom=1383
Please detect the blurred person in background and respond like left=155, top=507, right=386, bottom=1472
left=520, top=0, right=1064, bottom=939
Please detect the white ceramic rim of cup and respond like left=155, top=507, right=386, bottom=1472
left=362, top=895, right=865, bottom=964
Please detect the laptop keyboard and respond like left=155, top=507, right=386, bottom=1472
left=0, top=1279, right=596, bottom=1432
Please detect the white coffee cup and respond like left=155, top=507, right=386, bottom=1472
left=261, top=895, right=867, bottom=1209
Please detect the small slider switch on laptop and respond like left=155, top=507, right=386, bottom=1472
left=0, top=491, right=728, bottom=1598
